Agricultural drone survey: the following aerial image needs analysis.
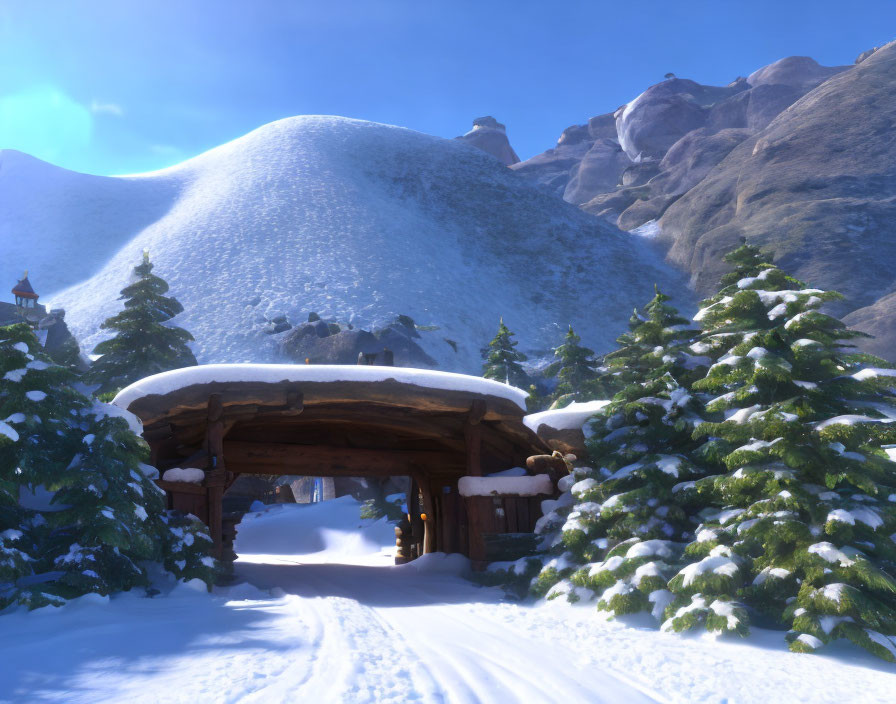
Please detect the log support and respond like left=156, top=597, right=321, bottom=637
left=204, top=394, right=227, bottom=557
left=411, top=470, right=436, bottom=556
left=462, top=399, right=489, bottom=568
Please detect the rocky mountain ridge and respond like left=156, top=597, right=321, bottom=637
left=494, top=44, right=895, bottom=357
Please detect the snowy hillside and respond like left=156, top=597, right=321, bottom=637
left=2, top=116, right=688, bottom=371
left=1, top=496, right=892, bottom=703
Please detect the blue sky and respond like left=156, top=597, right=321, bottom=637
left=1, top=1, right=894, bottom=175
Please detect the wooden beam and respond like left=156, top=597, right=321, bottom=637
left=225, top=461, right=420, bottom=478
left=204, top=394, right=226, bottom=471
left=223, top=441, right=464, bottom=476
left=464, top=400, right=486, bottom=477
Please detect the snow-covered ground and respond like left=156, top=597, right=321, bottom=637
left=1, top=496, right=893, bottom=703
left=2, top=116, right=690, bottom=372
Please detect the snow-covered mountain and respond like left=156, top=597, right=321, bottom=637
left=2, top=116, right=688, bottom=371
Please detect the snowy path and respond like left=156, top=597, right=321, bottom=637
left=1, top=497, right=893, bottom=703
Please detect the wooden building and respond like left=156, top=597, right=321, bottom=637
left=12, top=272, right=40, bottom=310
left=113, top=365, right=566, bottom=569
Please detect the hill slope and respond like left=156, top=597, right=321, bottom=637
left=3, top=116, right=688, bottom=371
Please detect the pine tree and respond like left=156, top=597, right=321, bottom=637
left=0, top=324, right=215, bottom=609
left=664, top=243, right=896, bottom=661
left=482, top=319, right=529, bottom=388
left=0, top=326, right=41, bottom=606
left=601, top=285, right=705, bottom=389
left=527, top=288, right=707, bottom=613
left=544, top=327, right=602, bottom=408
left=87, top=251, right=197, bottom=394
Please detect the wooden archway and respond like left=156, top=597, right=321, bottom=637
left=114, top=367, right=555, bottom=568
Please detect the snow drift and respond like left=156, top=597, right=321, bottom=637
left=2, top=115, right=688, bottom=372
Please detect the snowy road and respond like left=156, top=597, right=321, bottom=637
left=1, top=497, right=893, bottom=703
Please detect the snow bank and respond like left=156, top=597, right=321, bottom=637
left=113, top=363, right=529, bottom=410
left=458, top=474, right=553, bottom=497
left=395, top=552, right=471, bottom=576
left=523, top=400, right=610, bottom=432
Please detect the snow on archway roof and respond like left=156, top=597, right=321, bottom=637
left=112, top=364, right=529, bottom=411
left=523, top=399, right=610, bottom=432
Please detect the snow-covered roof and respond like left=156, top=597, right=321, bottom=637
left=12, top=275, right=38, bottom=299
left=113, top=364, right=529, bottom=411
left=523, top=400, right=610, bottom=433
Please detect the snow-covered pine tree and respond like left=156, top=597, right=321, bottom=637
left=544, top=326, right=602, bottom=408
left=482, top=318, right=529, bottom=388
left=0, top=325, right=41, bottom=607
left=528, top=287, right=707, bottom=616
left=87, top=251, right=197, bottom=394
left=0, top=324, right=215, bottom=609
left=600, top=285, right=703, bottom=390
left=665, top=243, right=896, bottom=661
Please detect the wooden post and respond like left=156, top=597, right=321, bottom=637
left=408, top=478, right=424, bottom=558
left=463, top=399, right=488, bottom=567
left=394, top=517, right=412, bottom=564
left=204, top=394, right=226, bottom=558
left=438, top=483, right=460, bottom=554
left=412, top=470, right=436, bottom=555
left=464, top=399, right=486, bottom=477
left=465, top=496, right=492, bottom=571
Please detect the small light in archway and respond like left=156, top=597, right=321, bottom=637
left=420, top=513, right=428, bottom=521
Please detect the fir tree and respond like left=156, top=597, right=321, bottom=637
left=482, top=319, right=529, bottom=388
left=87, top=251, right=197, bottom=394
left=0, top=326, right=39, bottom=605
left=0, top=324, right=215, bottom=609
left=665, top=243, right=896, bottom=661
left=601, top=285, right=705, bottom=390
left=526, top=288, right=707, bottom=613
left=544, top=327, right=602, bottom=408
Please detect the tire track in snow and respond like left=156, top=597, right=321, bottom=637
left=374, top=599, right=660, bottom=704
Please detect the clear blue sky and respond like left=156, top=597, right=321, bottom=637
left=1, top=0, right=893, bottom=175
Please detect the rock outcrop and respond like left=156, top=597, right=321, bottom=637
left=615, top=78, right=746, bottom=161
left=510, top=112, right=627, bottom=204
left=746, top=55, right=848, bottom=91
left=455, top=116, right=520, bottom=166
left=279, top=316, right=437, bottom=367
left=657, top=42, right=896, bottom=356
left=514, top=55, right=846, bottom=225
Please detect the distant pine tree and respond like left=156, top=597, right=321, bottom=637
left=87, top=251, right=197, bottom=394
left=0, top=324, right=215, bottom=609
left=482, top=319, right=529, bottom=388
left=544, top=326, right=602, bottom=408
